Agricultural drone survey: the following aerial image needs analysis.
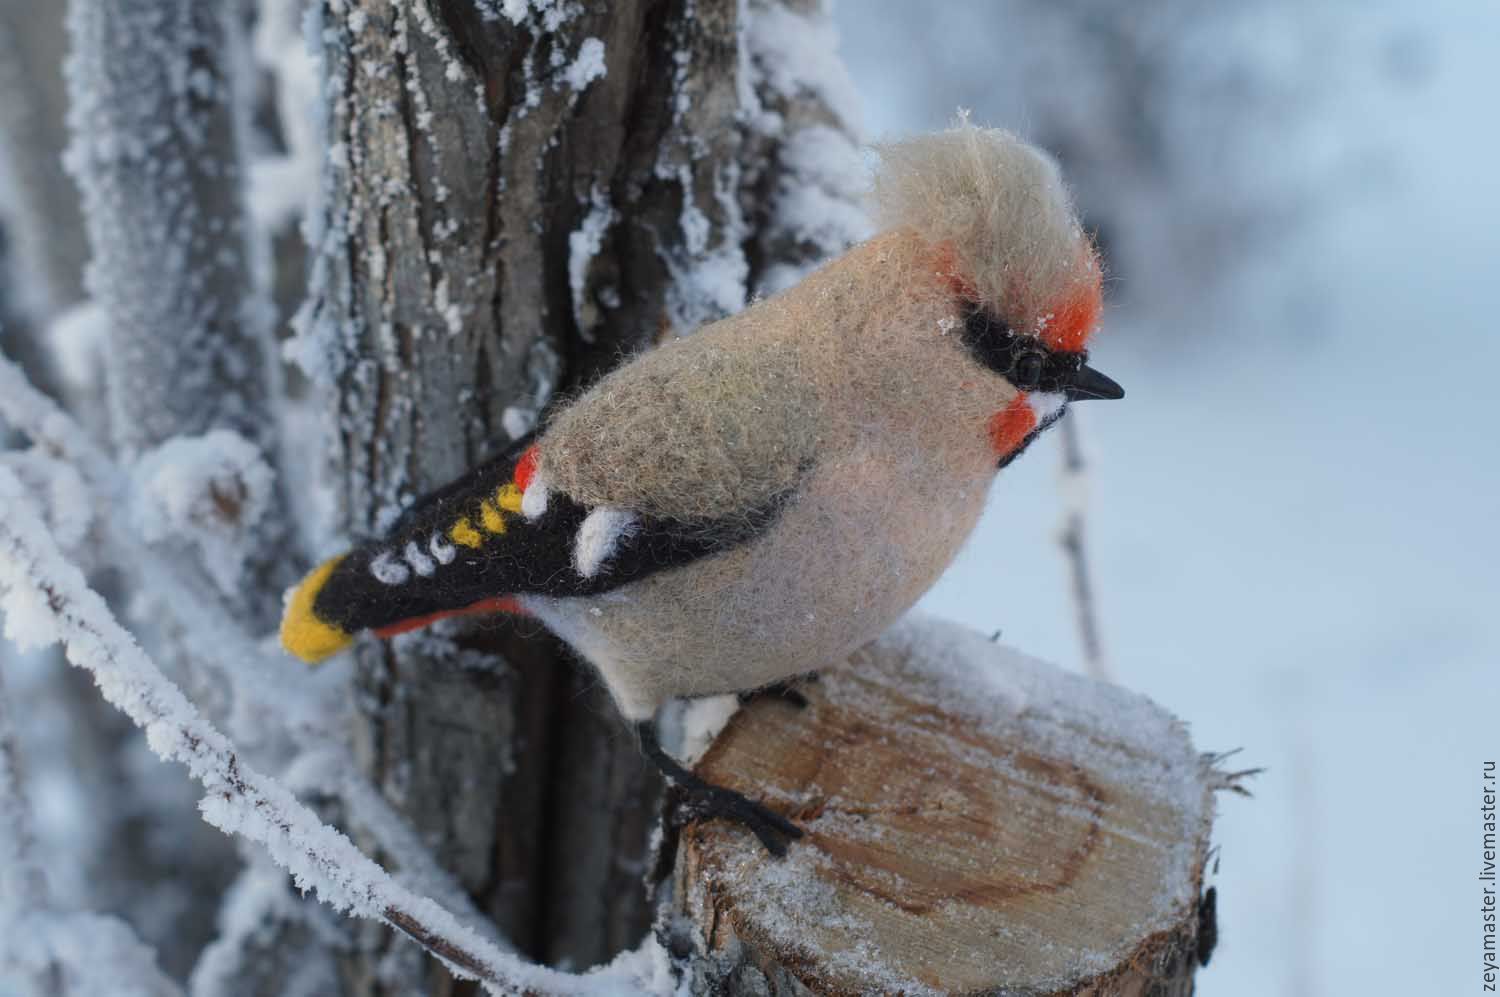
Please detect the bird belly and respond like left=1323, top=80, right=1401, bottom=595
left=521, top=454, right=991, bottom=721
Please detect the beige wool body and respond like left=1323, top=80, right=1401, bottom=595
left=276, top=125, right=1106, bottom=732
left=522, top=231, right=1023, bottom=721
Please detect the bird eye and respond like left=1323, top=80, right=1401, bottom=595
left=1013, top=352, right=1045, bottom=390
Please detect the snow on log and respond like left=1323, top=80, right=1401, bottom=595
left=666, top=614, right=1221, bottom=996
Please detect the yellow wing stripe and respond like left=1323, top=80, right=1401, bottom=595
left=448, top=518, right=483, bottom=548
left=496, top=483, right=523, bottom=514
left=479, top=500, right=506, bottom=534
left=444, top=470, right=528, bottom=549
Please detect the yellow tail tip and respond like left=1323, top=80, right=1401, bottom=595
left=280, top=556, right=353, bottom=663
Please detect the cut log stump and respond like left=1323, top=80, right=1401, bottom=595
left=663, top=614, right=1223, bottom=996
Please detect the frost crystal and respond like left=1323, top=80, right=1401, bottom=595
left=564, top=38, right=607, bottom=93
left=129, top=431, right=274, bottom=596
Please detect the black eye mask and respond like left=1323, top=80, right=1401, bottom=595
left=961, top=307, right=1124, bottom=401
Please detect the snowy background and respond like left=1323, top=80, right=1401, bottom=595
left=835, top=1, right=1498, bottom=993
left=0, top=0, right=1495, bottom=993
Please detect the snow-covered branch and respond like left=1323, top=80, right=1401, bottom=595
left=1057, top=408, right=1113, bottom=682
left=0, top=353, right=512, bottom=957
left=0, top=354, right=334, bottom=755
left=0, top=463, right=640, bottom=996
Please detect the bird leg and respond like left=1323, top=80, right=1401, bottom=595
left=737, top=673, right=818, bottom=709
left=637, top=721, right=803, bottom=857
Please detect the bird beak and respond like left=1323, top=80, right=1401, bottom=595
left=1065, top=364, right=1124, bottom=401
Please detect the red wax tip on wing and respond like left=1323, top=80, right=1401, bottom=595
left=372, top=596, right=528, bottom=639
left=514, top=445, right=540, bottom=492
left=989, top=395, right=1038, bottom=458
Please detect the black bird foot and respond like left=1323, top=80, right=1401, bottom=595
left=669, top=782, right=804, bottom=857
left=737, top=673, right=818, bottom=709
left=639, top=721, right=803, bottom=857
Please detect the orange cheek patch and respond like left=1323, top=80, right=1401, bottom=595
left=988, top=395, right=1038, bottom=459
left=372, top=595, right=529, bottom=639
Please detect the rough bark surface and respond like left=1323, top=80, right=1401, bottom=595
left=0, top=1, right=88, bottom=319
left=662, top=616, right=1219, bottom=996
left=65, top=0, right=295, bottom=629
left=302, top=0, right=862, bottom=988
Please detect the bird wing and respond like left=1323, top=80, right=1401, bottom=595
left=533, top=311, right=822, bottom=522
left=279, top=434, right=792, bottom=662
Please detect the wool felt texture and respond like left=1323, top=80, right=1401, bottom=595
left=281, top=123, right=1114, bottom=724
left=280, top=434, right=793, bottom=661
left=874, top=124, right=1102, bottom=352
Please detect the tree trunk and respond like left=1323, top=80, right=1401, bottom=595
left=299, top=0, right=863, bottom=988
left=662, top=615, right=1222, bottom=996
left=0, top=1, right=88, bottom=320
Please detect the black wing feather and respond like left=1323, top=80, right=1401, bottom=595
left=310, top=441, right=790, bottom=635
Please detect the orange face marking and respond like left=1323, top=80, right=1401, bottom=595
left=1041, top=248, right=1103, bottom=353
left=514, top=444, right=540, bottom=493
left=988, top=395, right=1038, bottom=459
left=931, top=241, right=978, bottom=300
left=372, top=596, right=528, bottom=639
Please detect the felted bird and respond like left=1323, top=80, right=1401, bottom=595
left=280, top=123, right=1122, bottom=855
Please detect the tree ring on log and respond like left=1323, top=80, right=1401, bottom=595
left=670, top=614, right=1218, bottom=996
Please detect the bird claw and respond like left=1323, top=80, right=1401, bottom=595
left=737, top=674, right=816, bottom=710
left=672, top=783, right=803, bottom=857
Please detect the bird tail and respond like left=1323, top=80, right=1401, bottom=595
left=279, top=438, right=539, bottom=663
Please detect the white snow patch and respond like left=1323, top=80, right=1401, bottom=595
left=128, top=431, right=275, bottom=597
left=501, top=405, right=537, bottom=440
left=674, top=246, right=749, bottom=324
left=1, top=581, right=62, bottom=654
left=46, top=301, right=109, bottom=396
left=568, top=186, right=616, bottom=330
left=563, top=38, right=607, bottom=92
left=746, top=3, right=865, bottom=130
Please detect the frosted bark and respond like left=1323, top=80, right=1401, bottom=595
left=64, top=0, right=273, bottom=453
left=63, top=0, right=295, bottom=628
left=0, top=465, right=637, bottom=996
left=293, top=0, right=864, bottom=985
left=0, top=3, right=88, bottom=319
left=0, top=4, right=84, bottom=403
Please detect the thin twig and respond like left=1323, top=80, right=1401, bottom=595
left=0, top=466, right=625, bottom=996
left=0, top=353, right=337, bottom=748
left=1057, top=408, right=1113, bottom=682
left=0, top=351, right=522, bottom=961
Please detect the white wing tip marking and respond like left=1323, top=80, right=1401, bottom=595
left=369, top=550, right=410, bottom=585
left=521, top=473, right=550, bottom=520
left=403, top=540, right=436, bottom=576
left=574, top=507, right=638, bottom=578
left=429, top=532, right=456, bottom=564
